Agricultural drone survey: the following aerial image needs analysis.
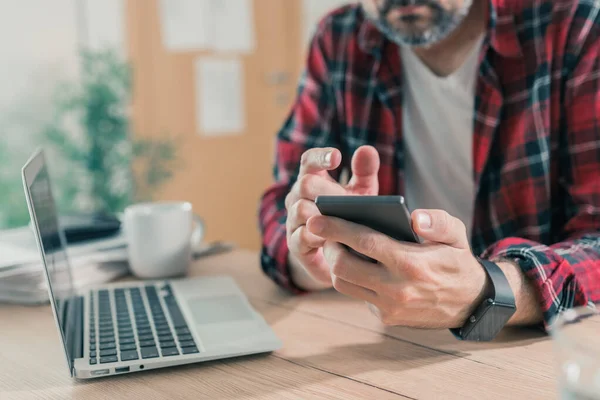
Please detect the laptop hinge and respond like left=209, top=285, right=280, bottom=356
left=64, top=296, right=85, bottom=368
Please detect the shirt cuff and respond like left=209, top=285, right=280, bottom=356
left=482, top=237, right=582, bottom=331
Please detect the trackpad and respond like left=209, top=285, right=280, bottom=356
left=188, top=295, right=254, bottom=325
left=185, top=295, right=267, bottom=350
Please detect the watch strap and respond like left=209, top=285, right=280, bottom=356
left=450, top=258, right=516, bottom=341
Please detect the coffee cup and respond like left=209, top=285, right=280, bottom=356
left=123, top=201, right=204, bottom=279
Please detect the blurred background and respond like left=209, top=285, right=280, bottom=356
left=0, top=0, right=350, bottom=251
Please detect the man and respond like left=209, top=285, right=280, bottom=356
left=258, top=0, right=600, bottom=338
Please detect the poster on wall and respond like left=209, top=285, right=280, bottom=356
left=195, top=57, right=245, bottom=136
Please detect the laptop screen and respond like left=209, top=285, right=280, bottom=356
left=23, top=151, right=76, bottom=371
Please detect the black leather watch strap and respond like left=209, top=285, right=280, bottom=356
left=450, top=258, right=516, bottom=341
left=478, top=258, right=515, bottom=306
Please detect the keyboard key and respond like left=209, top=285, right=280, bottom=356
left=119, top=337, right=135, bottom=344
left=179, top=340, right=195, bottom=348
left=120, top=343, right=137, bottom=351
left=89, top=358, right=97, bottom=365
left=177, top=334, right=193, bottom=341
left=161, top=347, right=179, bottom=357
left=175, top=327, right=190, bottom=335
left=100, top=337, right=115, bottom=344
left=156, top=328, right=171, bottom=336
left=89, top=338, right=96, bottom=344
left=90, top=344, right=96, bottom=351
left=119, top=332, right=134, bottom=339
left=160, top=341, right=176, bottom=348
left=140, top=340, right=156, bottom=348
left=181, top=346, right=199, bottom=355
left=169, top=313, right=187, bottom=328
left=121, top=350, right=139, bottom=361
left=158, top=334, right=174, bottom=342
left=90, top=351, right=96, bottom=358
left=141, top=347, right=160, bottom=359
left=100, top=356, right=118, bottom=364
left=137, top=329, right=153, bottom=337
left=100, top=349, right=117, bottom=357
left=100, top=342, right=116, bottom=350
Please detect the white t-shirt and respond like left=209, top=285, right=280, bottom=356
left=400, top=38, right=484, bottom=239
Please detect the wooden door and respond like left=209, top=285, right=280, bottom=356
left=125, top=0, right=303, bottom=250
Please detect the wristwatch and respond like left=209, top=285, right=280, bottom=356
left=450, top=258, right=517, bottom=341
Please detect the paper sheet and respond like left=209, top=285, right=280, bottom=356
left=303, top=0, right=350, bottom=45
left=159, top=0, right=255, bottom=53
left=158, top=0, right=211, bottom=51
left=195, top=57, right=245, bottom=136
left=210, top=0, right=255, bottom=53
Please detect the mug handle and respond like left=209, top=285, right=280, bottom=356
left=191, top=214, right=205, bottom=249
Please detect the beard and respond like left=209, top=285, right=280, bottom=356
left=365, top=0, right=473, bottom=47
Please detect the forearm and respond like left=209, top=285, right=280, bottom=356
left=497, top=262, right=544, bottom=326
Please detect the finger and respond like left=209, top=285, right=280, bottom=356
left=331, top=276, right=380, bottom=304
left=411, top=209, right=470, bottom=249
left=347, top=145, right=380, bottom=195
left=287, top=199, right=321, bottom=232
left=289, top=248, right=332, bottom=284
left=299, top=147, right=342, bottom=177
left=289, top=226, right=326, bottom=255
left=322, top=241, right=386, bottom=291
left=307, top=215, right=397, bottom=265
left=289, top=174, right=346, bottom=205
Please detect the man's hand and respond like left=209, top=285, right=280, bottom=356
left=285, top=146, right=380, bottom=290
left=307, top=209, right=489, bottom=328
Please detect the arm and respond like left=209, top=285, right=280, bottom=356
left=483, top=8, right=600, bottom=329
left=258, top=18, right=341, bottom=293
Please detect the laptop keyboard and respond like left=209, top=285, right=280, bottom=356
left=88, top=284, right=200, bottom=365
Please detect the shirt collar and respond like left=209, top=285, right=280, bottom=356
left=358, top=0, right=523, bottom=59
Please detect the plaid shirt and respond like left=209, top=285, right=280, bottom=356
left=258, top=0, right=600, bottom=328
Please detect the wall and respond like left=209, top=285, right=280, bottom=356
left=124, top=0, right=353, bottom=251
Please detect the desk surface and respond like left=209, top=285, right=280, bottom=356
left=0, top=250, right=558, bottom=399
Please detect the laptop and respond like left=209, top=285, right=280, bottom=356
left=21, top=149, right=282, bottom=379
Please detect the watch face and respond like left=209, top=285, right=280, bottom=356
left=467, top=301, right=516, bottom=341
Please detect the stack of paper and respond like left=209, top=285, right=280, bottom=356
left=0, top=226, right=130, bottom=305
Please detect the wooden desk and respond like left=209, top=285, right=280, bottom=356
left=0, top=250, right=558, bottom=399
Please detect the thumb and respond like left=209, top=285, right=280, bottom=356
left=411, top=209, right=470, bottom=249
left=347, top=145, right=380, bottom=194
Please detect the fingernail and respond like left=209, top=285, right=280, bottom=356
left=417, top=212, right=432, bottom=230
left=309, top=218, right=326, bottom=234
left=323, top=151, right=332, bottom=167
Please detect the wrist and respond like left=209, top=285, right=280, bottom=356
left=494, top=259, right=543, bottom=326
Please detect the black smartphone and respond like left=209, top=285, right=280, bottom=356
left=315, top=196, right=420, bottom=253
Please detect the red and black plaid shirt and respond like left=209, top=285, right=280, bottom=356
left=259, top=0, right=600, bottom=328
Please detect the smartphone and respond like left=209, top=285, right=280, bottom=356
left=315, top=195, right=420, bottom=245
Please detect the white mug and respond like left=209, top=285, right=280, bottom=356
left=123, top=202, right=204, bottom=279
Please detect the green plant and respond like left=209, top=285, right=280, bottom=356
left=42, top=48, right=179, bottom=216
left=0, top=142, right=30, bottom=228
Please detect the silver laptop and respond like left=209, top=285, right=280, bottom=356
left=21, top=149, right=282, bottom=379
